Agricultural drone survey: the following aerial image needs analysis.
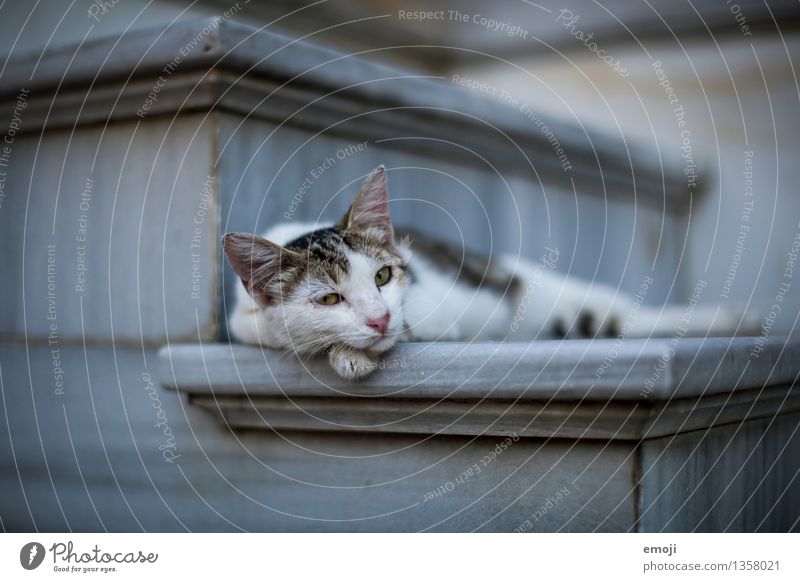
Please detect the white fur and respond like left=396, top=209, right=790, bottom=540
left=229, top=222, right=406, bottom=358
left=400, top=250, right=513, bottom=341
left=230, top=224, right=762, bottom=360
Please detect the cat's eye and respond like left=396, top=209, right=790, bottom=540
left=375, top=266, right=392, bottom=287
left=316, top=293, right=341, bottom=305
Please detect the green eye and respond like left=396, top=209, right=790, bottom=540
left=316, top=293, right=341, bottom=305
left=375, top=266, right=392, bottom=287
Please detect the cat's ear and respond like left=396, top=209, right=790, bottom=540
left=338, top=165, right=394, bottom=245
left=222, top=233, right=300, bottom=304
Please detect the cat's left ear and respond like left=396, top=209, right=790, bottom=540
left=222, top=232, right=300, bottom=305
left=338, top=165, right=394, bottom=246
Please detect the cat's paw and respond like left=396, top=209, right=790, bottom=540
left=328, top=346, right=378, bottom=380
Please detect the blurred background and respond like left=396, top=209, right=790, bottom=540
left=1, top=1, right=799, bottom=532
left=3, top=0, right=799, bottom=329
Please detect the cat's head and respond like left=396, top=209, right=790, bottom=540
left=223, top=166, right=408, bottom=354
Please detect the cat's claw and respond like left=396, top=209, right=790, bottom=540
left=329, top=346, right=378, bottom=380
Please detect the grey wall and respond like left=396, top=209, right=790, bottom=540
left=0, top=114, right=218, bottom=343
left=0, top=344, right=635, bottom=532
left=0, top=0, right=211, bottom=56
left=1, top=1, right=796, bottom=534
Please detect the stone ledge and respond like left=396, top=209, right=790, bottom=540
left=159, top=337, right=800, bottom=440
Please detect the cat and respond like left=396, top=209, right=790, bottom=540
left=223, top=165, right=760, bottom=380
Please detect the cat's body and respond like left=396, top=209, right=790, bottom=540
left=225, top=166, right=760, bottom=380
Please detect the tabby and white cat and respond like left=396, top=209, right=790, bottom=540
left=223, top=166, right=759, bottom=380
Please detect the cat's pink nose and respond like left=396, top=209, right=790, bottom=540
left=366, top=313, right=390, bottom=335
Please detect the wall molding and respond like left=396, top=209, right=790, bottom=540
left=2, top=17, right=689, bottom=203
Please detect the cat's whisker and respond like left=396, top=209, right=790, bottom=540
left=287, top=333, right=346, bottom=353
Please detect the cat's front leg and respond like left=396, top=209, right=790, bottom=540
left=328, top=344, right=379, bottom=380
